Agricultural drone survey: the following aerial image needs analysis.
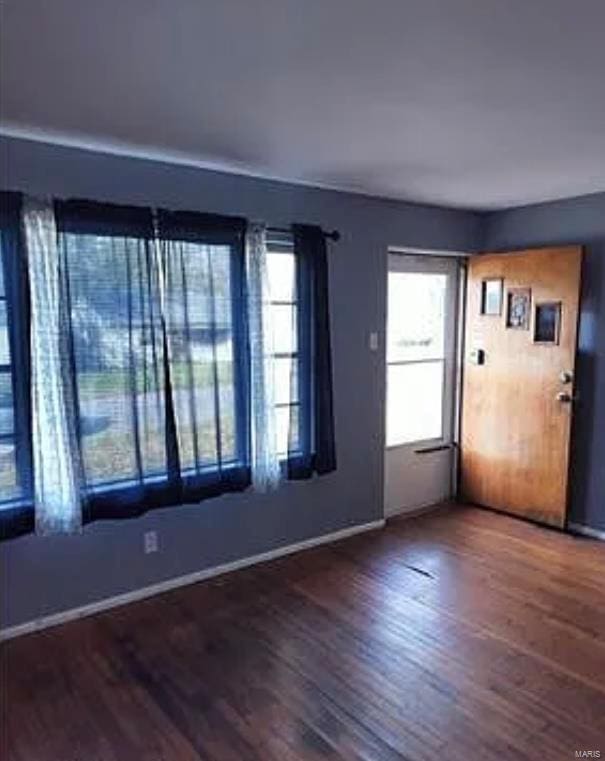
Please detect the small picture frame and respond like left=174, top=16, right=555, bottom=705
left=534, top=301, right=561, bottom=345
left=506, top=287, right=531, bottom=330
left=481, top=278, right=503, bottom=316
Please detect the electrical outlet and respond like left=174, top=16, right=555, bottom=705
left=144, top=530, right=158, bottom=554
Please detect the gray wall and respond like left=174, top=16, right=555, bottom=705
left=3, top=137, right=603, bottom=630
left=483, top=192, right=605, bottom=532
left=0, top=137, right=481, bottom=628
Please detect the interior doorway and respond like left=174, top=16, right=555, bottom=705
left=384, top=252, right=462, bottom=517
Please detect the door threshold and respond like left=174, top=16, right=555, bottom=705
left=465, top=501, right=568, bottom=533
left=385, top=501, right=450, bottom=522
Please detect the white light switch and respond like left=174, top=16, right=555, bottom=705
left=369, top=332, right=379, bottom=351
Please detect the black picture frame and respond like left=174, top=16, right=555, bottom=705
left=533, top=301, right=561, bottom=345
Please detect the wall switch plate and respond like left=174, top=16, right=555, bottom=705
left=369, top=332, right=379, bottom=351
left=144, top=530, right=158, bottom=554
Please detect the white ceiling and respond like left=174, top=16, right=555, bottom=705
left=1, top=0, right=605, bottom=210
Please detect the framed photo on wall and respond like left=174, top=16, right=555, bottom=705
left=534, top=301, right=562, bottom=345
left=481, top=278, right=503, bottom=316
left=506, top=287, right=531, bottom=330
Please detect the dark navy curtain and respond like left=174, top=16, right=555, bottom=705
left=287, top=224, right=336, bottom=479
left=0, top=192, right=34, bottom=539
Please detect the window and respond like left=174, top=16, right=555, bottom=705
left=60, top=230, right=169, bottom=490
left=0, top=247, right=19, bottom=502
left=386, top=270, right=448, bottom=447
left=160, top=237, right=245, bottom=476
left=266, top=231, right=300, bottom=456
left=51, top=201, right=250, bottom=519
left=0, top=197, right=336, bottom=539
left=0, top=195, right=32, bottom=516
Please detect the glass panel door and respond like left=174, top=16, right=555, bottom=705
left=384, top=253, right=461, bottom=516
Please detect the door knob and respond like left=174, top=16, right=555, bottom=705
left=559, top=370, right=574, bottom=384
left=556, top=391, right=576, bottom=403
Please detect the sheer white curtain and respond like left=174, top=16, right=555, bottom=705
left=24, top=197, right=83, bottom=534
left=246, top=223, right=281, bottom=491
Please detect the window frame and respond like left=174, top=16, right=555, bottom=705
left=0, top=280, right=21, bottom=503
left=0, top=192, right=34, bottom=539
left=266, top=229, right=304, bottom=459
left=62, top=233, right=248, bottom=493
left=47, top=201, right=252, bottom=523
left=385, top=255, right=459, bottom=451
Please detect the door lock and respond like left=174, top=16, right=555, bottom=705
left=556, top=391, right=576, bottom=403
left=559, top=370, right=574, bottom=384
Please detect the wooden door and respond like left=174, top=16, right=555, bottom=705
left=460, top=247, right=583, bottom=527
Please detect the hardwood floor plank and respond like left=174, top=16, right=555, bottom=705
left=3, top=504, right=605, bottom=759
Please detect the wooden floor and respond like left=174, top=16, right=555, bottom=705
left=3, top=505, right=605, bottom=760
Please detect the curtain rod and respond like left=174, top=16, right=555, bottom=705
left=271, top=226, right=341, bottom=242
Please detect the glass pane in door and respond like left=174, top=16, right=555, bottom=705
left=386, top=361, right=444, bottom=446
left=386, top=269, right=448, bottom=447
left=387, top=273, right=447, bottom=362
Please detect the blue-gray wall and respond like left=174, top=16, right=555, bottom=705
left=2, top=137, right=603, bottom=631
left=0, top=137, right=481, bottom=628
left=483, top=192, right=605, bottom=532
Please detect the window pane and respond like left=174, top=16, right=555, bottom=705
left=271, top=304, right=297, bottom=354
left=276, top=404, right=300, bottom=456
left=0, top=439, right=19, bottom=502
left=164, top=243, right=234, bottom=331
left=174, top=358, right=237, bottom=470
left=0, top=302, right=10, bottom=364
left=267, top=251, right=295, bottom=302
left=0, top=373, right=13, bottom=436
left=386, top=361, right=444, bottom=446
left=273, top=355, right=298, bottom=405
left=387, top=273, right=447, bottom=362
left=164, top=242, right=237, bottom=471
left=78, top=366, right=166, bottom=485
left=63, top=233, right=168, bottom=486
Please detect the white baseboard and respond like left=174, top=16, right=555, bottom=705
left=568, top=522, right=605, bottom=542
left=384, top=500, right=446, bottom=520
left=0, top=518, right=385, bottom=642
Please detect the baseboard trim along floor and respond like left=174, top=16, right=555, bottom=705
left=568, top=522, right=605, bottom=542
left=0, top=518, right=386, bottom=642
